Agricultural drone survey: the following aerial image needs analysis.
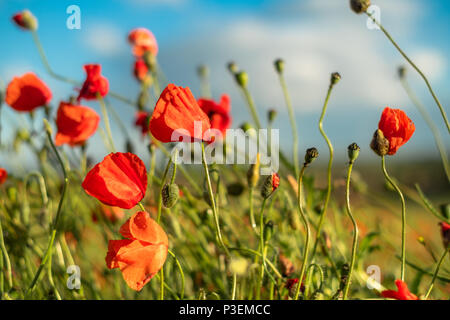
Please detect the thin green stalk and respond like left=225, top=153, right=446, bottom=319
left=231, top=273, right=237, bottom=300
left=28, top=120, right=68, bottom=293
left=366, top=12, right=450, bottom=133
left=400, top=77, right=449, bottom=181
left=294, top=165, right=311, bottom=300
left=303, top=263, right=324, bottom=299
left=97, top=95, right=116, bottom=152
left=0, top=211, right=12, bottom=290
left=343, top=161, right=359, bottom=300
left=381, top=156, right=406, bottom=281
left=424, top=247, right=449, bottom=299
left=157, top=158, right=172, bottom=224
left=241, top=87, right=262, bottom=130
left=249, top=187, right=257, bottom=232
left=168, top=249, right=185, bottom=300
left=256, top=198, right=268, bottom=299
left=277, top=72, right=299, bottom=178
left=310, top=83, right=335, bottom=260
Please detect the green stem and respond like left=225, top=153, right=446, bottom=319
left=278, top=73, right=299, bottom=178
left=241, top=87, right=262, bottom=130
left=343, top=160, right=359, bottom=300
left=256, top=198, right=267, bottom=299
left=28, top=123, right=68, bottom=293
left=294, top=165, right=311, bottom=300
left=304, top=263, right=324, bottom=299
left=97, top=95, right=116, bottom=152
left=310, top=84, right=335, bottom=260
left=366, top=12, right=450, bottom=133
left=231, top=273, right=237, bottom=300
left=249, top=187, right=257, bottom=232
left=168, top=249, right=185, bottom=300
left=424, top=247, right=449, bottom=299
left=381, top=156, right=406, bottom=281
left=0, top=211, right=12, bottom=290
left=157, top=158, right=172, bottom=224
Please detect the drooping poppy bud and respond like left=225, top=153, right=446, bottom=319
left=261, top=173, right=280, bottom=199
left=197, top=94, right=232, bottom=138
left=377, top=107, right=415, bottom=155
left=381, top=280, right=419, bottom=300
left=128, top=28, right=158, bottom=58
left=77, top=64, right=109, bottom=101
left=54, top=101, right=100, bottom=147
left=82, top=152, right=147, bottom=209
left=439, top=222, right=450, bottom=249
left=149, top=84, right=211, bottom=143
left=0, top=168, right=8, bottom=185
left=133, top=59, right=149, bottom=82
left=162, top=183, right=179, bottom=208
left=274, top=59, right=285, bottom=74
left=370, top=129, right=389, bottom=156
left=106, top=211, right=168, bottom=291
left=12, top=10, right=38, bottom=31
left=304, top=147, right=319, bottom=166
left=5, top=73, right=52, bottom=112
left=347, top=142, right=360, bottom=163
left=350, top=0, right=371, bottom=14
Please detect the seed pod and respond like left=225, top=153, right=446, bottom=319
left=162, top=183, right=179, bottom=208
left=261, top=173, right=280, bottom=199
left=235, top=71, right=248, bottom=88
left=304, top=147, right=319, bottom=165
left=247, top=153, right=261, bottom=188
left=347, top=142, right=360, bottom=163
left=350, top=0, right=371, bottom=14
left=370, top=129, right=389, bottom=156
left=274, top=59, right=285, bottom=74
left=264, top=220, right=274, bottom=243
left=330, top=72, right=341, bottom=86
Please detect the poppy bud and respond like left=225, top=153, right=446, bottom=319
left=197, top=65, right=209, bottom=78
left=304, top=147, right=319, bottom=166
left=439, top=203, right=449, bottom=219
left=240, top=122, right=255, bottom=133
left=235, top=71, right=248, bottom=88
left=261, top=173, right=280, bottom=199
left=398, top=66, right=407, bottom=79
left=162, top=183, right=179, bottom=208
left=126, top=139, right=134, bottom=154
left=350, top=0, right=371, bottom=14
left=264, top=220, right=274, bottom=243
left=274, top=59, right=285, bottom=74
left=416, top=236, right=426, bottom=245
left=12, top=10, right=38, bottom=31
left=227, top=61, right=238, bottom=74
left=288, top=208, right=301, bottom=230
left=279, top=253, right=295, bottom=277
left=0, top=168, right=8, bottom=185
left=247, top=153, right=261, bottom=188
left=370, top=129, right=389, bottom=156
left=330, top=72, right=341, bottom=86
left=268, top=109, right=277, bottom=123
left=439, top=222, right=450, bottom=249
left=347, top=142, right=360, bottom=163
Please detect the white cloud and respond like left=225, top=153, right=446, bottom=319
left=410, top=49, right=447, bottom=80
left=83, top=23, right=124, bottom=56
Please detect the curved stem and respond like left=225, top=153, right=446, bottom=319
left=97, top=95, right=116, bottom=152
left=343, top=161, right=359, bottom=300
left=304, top=263, right=325, bottom=299
left=366, top=12, right=450, bottom=133
left=381, top=156, right=406, bottom=281
left=278, top=73, right=299, bottom=178
left=256, top=198, right=268, bottom=299
left=0, top=211, right=12, bottom=290
left=168, top=249, right=185, bottom=300
left=294, top=165, right=311, bottom=300
left=424, top=247, right=449, bottom=299
left=311, top=84, right=335, bottom=260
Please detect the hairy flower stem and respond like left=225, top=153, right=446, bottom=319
left=97, top=95, right=116, bottom=153
left=28, top=121, right=68, bottom=293
left=342, top=160, right=359, bottom=300
left=366, top=12, right=449, bottom=133
left=424, top=247, right=449, bottom=299
left=400, top=77, right=450, bottom=182
left=277, top=73, right=299, bottom=178
left=381, top=156, right=406, bottom=281
left=310, top=83, right=336, bottom=261
left=256, top=198, right=267, bottom=300
left=294, top=165, right=311, bottom=300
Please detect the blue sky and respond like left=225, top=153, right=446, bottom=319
left=0, top=0, right=449, bottom=171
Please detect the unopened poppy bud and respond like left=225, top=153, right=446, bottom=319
left=398, top=66, right=407, bottom=79
left=288, top=208, right=301, bottom=230
left=12, top=10, right=38, bottom=31
left=247, top=153, right=261, bottom=188
left=162, top=183, right=179, bottom=208
left=125, top=139, right=134, bottom=154
left=264, top=220, right=274, bottom=243
left=439, top=203, right=449, bottom=219
left=350, top=0, right=371, bottom=14
left=235, top=71, right=248, bottom=88
left=370, top=129, right=389, bottom=156
left=347, top=142, right=360, bottom=163
left=330, top=72, right=341, bottom=86
left=227, top=61, right=238, bottom=74
left=314, top=203, right=324, bottom=215
left=304, top=147, right=319, bottom=166
left=43, top=119, right=52, bottom=136
left=439, top=222, right=450, bottom=249
left=268, top=109, right=277, bottom=123
left=197, top=65, right=209, bottom=78
left=274, top=59, right=285, bottom=74
left=279, top=253, right=295, bottom=277
left=261, top=173, right=280, bottom=199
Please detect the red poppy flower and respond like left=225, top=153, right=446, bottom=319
left=378, top=107, right=415, bottom=155
left=197, top=94, right=232, bottom=137
left=106, top=211, right=168, bottom=291
left=5, top=73, right=52, bottom=112
left=54, top=101, right=100, bottom=147
left=133, top=59, right=149, bottom=82
left=381, top=280, right=418, bottom=300
left=135, top=111, right=150, bottom=135
left=12, top=10, right=37, bottom=31
left=77, top=64, right=109, bottom=101
left=0, top=168, right=8, bottom=185
left=272, top=173, right=280, bottom=191
left=82, top=152, right=147, bottom=209
left=92, top=204, right=124, bottom=224
left=149, top=84, right=211, bottom=143
left=128, top=28, right=158, bottom=57
left=439, top=222, right=450, bottom=249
